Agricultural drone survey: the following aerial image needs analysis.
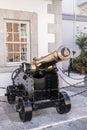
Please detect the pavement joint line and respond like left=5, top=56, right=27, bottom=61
left=30, top=115, right=87, bottom=130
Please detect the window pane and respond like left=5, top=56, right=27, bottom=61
left=6, top=21, right=29, bottom=63
left=7, top=33, right=12, bottom=42
left=7, top=43, right=13, bottom=52
left=21, top=53, right=27, bottom=61
left=21, top=44, right=27, bottom=53
left=21, top=38, right=27, bottom=43
left=14, top=53, right=20, bottom=62
left=13, top=23, right=19, bottom=32
left=21, top=24, right=27, bottom=36
left=14, top=33, right=20, bottom=42
left=14, top=44, right=20, bottom=52
left=7, top=53, right=13, bottom=62
left=6, top=23, right=12, bottom=32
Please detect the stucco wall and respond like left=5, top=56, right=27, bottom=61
left=0, top=0, right=53, bottom=57
left=62, top=0, right=84, bottom=16
left=62, top=0, right=87, bottom=70
left=62, top=19, right=87, bottom=69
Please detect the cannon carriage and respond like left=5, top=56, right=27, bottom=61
left=5, top=46, right=71, bottom=122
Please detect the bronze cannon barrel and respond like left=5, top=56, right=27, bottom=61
left=33, top=46, right=71, bottom=69
left=23, top=46, right=71, bottom=73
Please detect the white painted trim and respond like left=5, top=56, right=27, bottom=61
left=4, top=20, right=30, bottom=65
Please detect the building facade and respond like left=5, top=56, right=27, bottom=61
left=0, top=0, right=62, bottom=73
left=62, top=0, right=87, bottom=69
left=62, top=0, right=87, bottom=56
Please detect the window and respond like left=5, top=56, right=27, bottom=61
left=5, top=20, right=29, bottom=62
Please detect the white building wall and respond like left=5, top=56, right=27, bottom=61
left=0, top=0, right=53, bottom=57
left=62, top=0, right=74, bottom=14
left=62, top=20, right=80, bottom=54
left=62, top=1, right=87, bottom=43
left=77, top=0, right=87, bottom=5
left=62, top=20, right=74, bottom=48
left=62, top=19, right=87, bottom=69
left=62, top=0, right=87, bottom=69
left=62, top=0, right=82, bottom=15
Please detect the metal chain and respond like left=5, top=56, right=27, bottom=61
left=0, top=69, right=87, bottom=103
left=0, top=90, right=87, bottom=104
left=58, top=67, right=87, bottom=80
left=70, top=89, right=87, bottom=97
left=0, top=87, right=6, bottom=89
left=59, top=73, right=87, bottom=89
left=0, top=100, right=7, bottom=103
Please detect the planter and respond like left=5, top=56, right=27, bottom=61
left=81, top=69, right=86, bottom=74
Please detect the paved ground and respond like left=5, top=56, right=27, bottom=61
left=0, top=72, right=87, bottom=130
left=1, top=91, right=87, bottom=130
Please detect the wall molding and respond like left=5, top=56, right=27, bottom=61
left=62, top=13, right=87, bottom=22
left=0, top=8, right=38, bottom=72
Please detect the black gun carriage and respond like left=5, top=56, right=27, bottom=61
left=5, top=46, right=71, bottom=122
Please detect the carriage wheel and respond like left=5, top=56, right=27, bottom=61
left=18, top=98, right=32, bottom=122
left=7, top=85, right=16, bottom=104
left=56, top=91, right=71, bottom=114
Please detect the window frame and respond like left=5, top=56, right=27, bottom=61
left=4, top=20, right=30, bottom=65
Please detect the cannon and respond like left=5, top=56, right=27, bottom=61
left=5, top=46, right=71, bottom=122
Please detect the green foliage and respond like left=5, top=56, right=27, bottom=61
left=73, top=55, right=87, bottom=73
left=76, top=33, right=87, bottom=53
left=72, top=33, right=87, bottom=73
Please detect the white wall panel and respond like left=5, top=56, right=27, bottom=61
left=0, top=0, right=52, bottom=57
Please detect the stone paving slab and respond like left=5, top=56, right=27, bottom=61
left=0, top=91, right=87, bottom=130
